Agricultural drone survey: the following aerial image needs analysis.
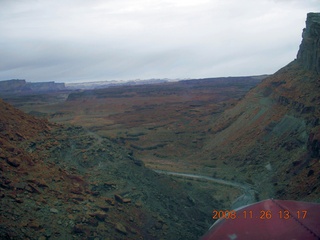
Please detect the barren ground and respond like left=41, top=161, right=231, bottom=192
left=7, top=78, right=261, bottom=172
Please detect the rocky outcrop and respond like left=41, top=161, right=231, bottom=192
left=198, top=13, right=320, bottom=203
left=296, top=12, right=320, bottom=74
left=0, top=79, right=66, bottom=94
left=308, top=133, right=320, bottom=158
left=0, top=79, right=26, bottom=93
left=25, top=81, right=65, bottom=91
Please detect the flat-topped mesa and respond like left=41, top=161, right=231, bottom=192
left=296, top=12, right=320, bottom=74
left=0, top=79, right=65, bottom=94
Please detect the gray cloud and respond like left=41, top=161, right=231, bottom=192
left=0, top=0, right=319, bottom=82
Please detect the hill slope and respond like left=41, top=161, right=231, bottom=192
left=194, top=12, right=320, bottom=202
left=0, top=98, right=219, bottom=239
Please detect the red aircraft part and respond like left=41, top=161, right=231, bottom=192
left=202, top=199, right=320, bottom=240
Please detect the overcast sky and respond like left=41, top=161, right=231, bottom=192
left=0, top=0, right=319, bottom=83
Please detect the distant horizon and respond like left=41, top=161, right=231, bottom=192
left=0, top=73, right=271, bottom=85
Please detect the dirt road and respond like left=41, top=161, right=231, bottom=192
left=153, top=170, right=257, bottom=209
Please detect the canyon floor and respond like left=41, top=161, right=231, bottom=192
left=1, top=76, right=266, bottom=239
left=3, top=77, right=263, bottom=212
left=5, top=77, right=263, bottom=175
left=3, top=65, right=319, bottom=239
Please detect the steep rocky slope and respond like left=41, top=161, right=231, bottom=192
left=0, top=98, right=219, bottom=239
left=194, top=12, right=320, bottom=202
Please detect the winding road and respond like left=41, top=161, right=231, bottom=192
left=153, top=169, right=257, bottom=209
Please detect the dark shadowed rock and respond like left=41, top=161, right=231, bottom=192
left=114, top=194, right=124, bottom=203
left=105, top=197, right=115, bottom=206
left=89, top=211, right=107, bottom=221
left=6, top=157, right=20, bottom=167
left=72, top=224, right=87, bottom=234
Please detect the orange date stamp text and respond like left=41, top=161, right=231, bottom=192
left=212, top=210, right=307, bottom=220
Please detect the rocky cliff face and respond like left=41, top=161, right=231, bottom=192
left=194, top=13, right=320, bottom=202
left=297, top=12, right=320, bottom=74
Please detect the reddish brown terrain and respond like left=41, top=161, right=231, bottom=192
left=196, top=62, right=320, bottom=201
left=5, top=77, right=263, bottom=174
left=0, top=99, right=223, bottom=239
